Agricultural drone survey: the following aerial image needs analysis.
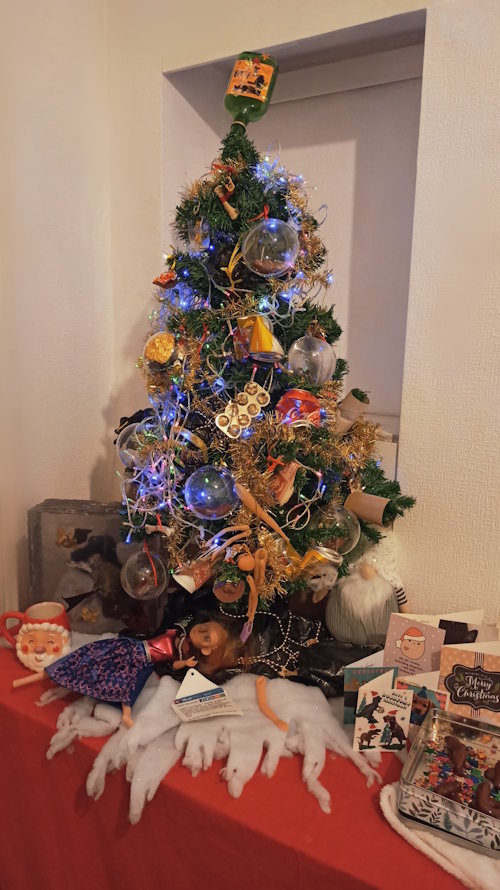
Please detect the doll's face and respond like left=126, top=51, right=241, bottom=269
left=189, top=621, right=228, bottom=657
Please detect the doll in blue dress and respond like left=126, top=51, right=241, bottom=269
left=12, top=617, right=241, bottom=726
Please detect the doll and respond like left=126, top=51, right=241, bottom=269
left=12, top=616, right=244, bottom=727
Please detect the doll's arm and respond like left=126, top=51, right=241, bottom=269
left=172, top=655, right=198, bottom=670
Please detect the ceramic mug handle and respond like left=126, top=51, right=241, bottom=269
left=0, top=612, right=24, bottom=647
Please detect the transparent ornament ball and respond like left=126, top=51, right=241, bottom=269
left=120, top=551, right=167, bottom=599
left=241, top=218, right=299, bottom=278
left=287, top=334, right=336, bottom=385
left=116, top=423, right=143, bottom=469
left=312, top=505, right=361, bottom=555
left=184, top=465, right=239, bottom=520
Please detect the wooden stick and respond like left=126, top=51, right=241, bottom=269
left=255, top=676, right=288, bottom=733
left=13, top=671, right=48, bottom=689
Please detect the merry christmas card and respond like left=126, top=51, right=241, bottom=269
left=438, top=642, right=500, bottom=727
left=383, top=613, right=445, bottom=676
left=353, top=670, right=413, bottom=752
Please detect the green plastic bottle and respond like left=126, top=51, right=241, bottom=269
left=224, top=52, right=278, bottom=129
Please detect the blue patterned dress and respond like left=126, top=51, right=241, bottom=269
left=45, top=631, right=180, bottom=707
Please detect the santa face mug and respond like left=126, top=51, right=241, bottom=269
left=0, top=602, right=71, bottom=672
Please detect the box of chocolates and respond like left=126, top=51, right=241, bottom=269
left=398, top=708, right=500, bottom=857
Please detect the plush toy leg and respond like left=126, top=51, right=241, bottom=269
left=256, top=676, right=288, bottom=733
left=12, top=670, right=48, bottom=689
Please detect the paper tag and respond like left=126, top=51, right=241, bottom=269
left=171, top=668, right=243, bottom=723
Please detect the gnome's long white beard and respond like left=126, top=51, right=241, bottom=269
left=325, top=565, right=396, bottom=646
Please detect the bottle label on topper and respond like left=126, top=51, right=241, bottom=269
left=226, top=58, right=274, bottom=103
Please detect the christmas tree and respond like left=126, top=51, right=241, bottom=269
left=380, top=722, right=392, bottom=747
left=115, top=52, right=414, bottom=639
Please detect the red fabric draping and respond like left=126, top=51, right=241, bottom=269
left=0, top=649, right=462, bottom=890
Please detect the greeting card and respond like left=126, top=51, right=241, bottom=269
left=439, top=642, right=500, bottom=726
left=344, top=665, right=398, bottom=724
left=383, top=613, right=445, bottom=676
left=353, top=670, right=413, bottom=752
left=396, top=674, right=449, bottom=726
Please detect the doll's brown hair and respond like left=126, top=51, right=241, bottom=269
left=192, top=613, right=254, bottom=676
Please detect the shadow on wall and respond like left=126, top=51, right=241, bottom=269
left=90, top=310, right=149, bottom=506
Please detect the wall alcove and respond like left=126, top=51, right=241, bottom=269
left=162, top=11, right=426, bottom=478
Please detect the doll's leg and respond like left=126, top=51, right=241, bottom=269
left=256, top=676, right=288, bottom=733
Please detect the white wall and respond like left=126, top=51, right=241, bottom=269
left=0, top=0, right=114, bottom=609
left=396, top=1, right=500, bottom=618
left=1, top=0, right=499, bottom=619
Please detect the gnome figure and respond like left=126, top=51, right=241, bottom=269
left=325, top=562, right=402, bottom=646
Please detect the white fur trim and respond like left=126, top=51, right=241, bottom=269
left=380, top=783, right=499, bottom=889
left=16, top=622, right=69, bottom=641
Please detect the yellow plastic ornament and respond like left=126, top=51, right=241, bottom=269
left=249, top=316, right=284, bottom=363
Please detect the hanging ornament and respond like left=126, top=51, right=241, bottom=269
left=234, top=314, right=272, bottom=359
left=242, top=218, right=299, bottom=277
left=269, top=460, right=300, bottom=506
left=116, top=423, right=145, bottom=468
left=215, top=380, right=270, bottom=439
left=187, top=218, right=210, bottom=252
left=310, top=504, right=361, bottom=554
left=287, top=332, right=336, bottom=385
left=120, top=550, right=167, bottom=599
left=336, top=390, right=370, bottom=434
left=153, top=270, right=177, bottom=289
left=184, top=465, right=239, bottom=520
left=214, top=176, right=239, bottom=220
left=143, top=332, right=178, bottom=372
left=249, top=316, right=284, bottom=362
left=173, top=558, right=215, bottom=594
left=213, top=579, right=246, bottom=604
left=275, top=389, right=322, bottom=428
left=344, top=491, right=390, bottom=527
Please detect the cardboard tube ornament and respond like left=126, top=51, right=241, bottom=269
left=336, top=390, right=370, bottom=435
left=344, top=491, right=390, bottom=527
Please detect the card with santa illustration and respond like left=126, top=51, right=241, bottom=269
left=383, top=613, right=445, bottom=676
left=352, top=671, right=413, bottom=752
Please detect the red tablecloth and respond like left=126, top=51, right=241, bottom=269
left=0, top=649, right=462, bottom=890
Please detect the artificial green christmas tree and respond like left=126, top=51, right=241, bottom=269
left=115, top=52, right=414, bottom=639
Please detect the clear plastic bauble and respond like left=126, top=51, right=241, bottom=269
left=287, top=334, right=336, bottom=385
left=120, top=551, right=167, bottom=599
left=241, top=218, right=299, bottom=278
left=184, top=465, right=239, bottom=520
left=116, top=423, right=144, bottom=469
left=311, top=505, right=361, bottom=555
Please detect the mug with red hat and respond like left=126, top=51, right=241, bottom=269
left=0, top=602, right=71, bottom=672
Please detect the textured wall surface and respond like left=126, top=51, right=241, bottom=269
left=396, top=1, right=500, bottom=619
left=1, top=0, right=499, bottom=618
